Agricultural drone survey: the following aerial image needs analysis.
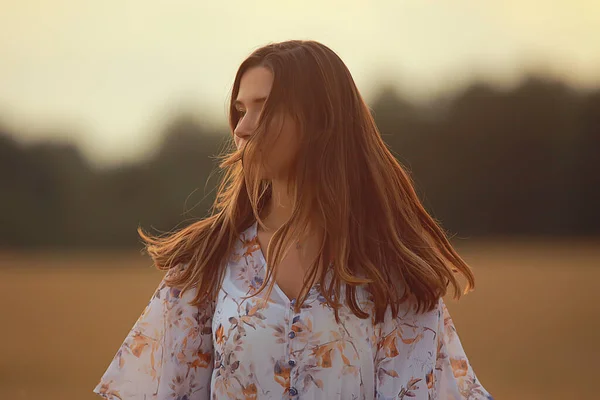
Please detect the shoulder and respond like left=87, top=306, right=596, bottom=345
left=378, top=296, right=444, bottom=336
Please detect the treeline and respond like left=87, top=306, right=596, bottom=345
left=1, top=74, right=599, bottom=248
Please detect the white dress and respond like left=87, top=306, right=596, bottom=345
left=93, top=220, right=493, bottom=399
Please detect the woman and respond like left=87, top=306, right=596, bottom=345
left=93, top=40, right=493, bottom=399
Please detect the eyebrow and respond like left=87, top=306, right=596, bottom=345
left=233, top=96, right=268, bottom=108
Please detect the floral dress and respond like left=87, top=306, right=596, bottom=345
left=93, top=220, right=493, bottom=399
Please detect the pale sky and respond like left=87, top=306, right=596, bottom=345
left=1, top=0, right=599, bottom=166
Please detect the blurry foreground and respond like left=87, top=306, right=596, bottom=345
left=0, top=238, right=598, bottom=399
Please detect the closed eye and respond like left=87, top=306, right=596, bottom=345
left=234, top=96, right=267, bottom=114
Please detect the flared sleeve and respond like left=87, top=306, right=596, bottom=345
left=374, top=297, right=493, bottom=399
left=93, top=264, right=215, bottom=399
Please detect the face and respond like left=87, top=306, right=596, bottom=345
left=234, top=66, right=300, bottom=180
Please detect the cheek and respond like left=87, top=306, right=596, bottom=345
left=261, top=114, right=300, bottom=173
left=271, top=129, right=299, bottom=168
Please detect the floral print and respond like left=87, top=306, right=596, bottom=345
left=93, top=220, right=492, bottom=399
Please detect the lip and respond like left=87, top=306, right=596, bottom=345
left=235, top=139, right=247, bottom=150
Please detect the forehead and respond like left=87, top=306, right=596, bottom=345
left=236, top=66, right=273, bottom=105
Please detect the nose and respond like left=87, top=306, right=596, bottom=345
left=234, top=115, right=254, bottom=142
left=234, top=115, right=255, bottom=150
left=234, top=127, right=251, bottom=143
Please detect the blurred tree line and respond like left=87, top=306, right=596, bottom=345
left=1, top=74, right=598, bottom=249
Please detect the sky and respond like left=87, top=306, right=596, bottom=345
left=1, top=0, right=599, bottom=167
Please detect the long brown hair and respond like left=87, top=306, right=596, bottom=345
left=138, top=40, right=475, bottom=325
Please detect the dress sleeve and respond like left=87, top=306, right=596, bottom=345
left=93, top=264, right=215, bottom=399
left=374, top=297, right=493, bottom=399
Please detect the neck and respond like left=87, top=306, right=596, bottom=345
left=258, top=178, right=319, bottom=243
left=257, top=178, right=327, bottom=269
left=259, top=178, right=293, bottom=232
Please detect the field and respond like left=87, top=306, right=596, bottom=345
left=0, top=238, right=598, bottom=399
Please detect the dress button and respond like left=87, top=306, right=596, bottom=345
left=289, top=387, right=298, bottom=396
left=288, top=331, right=296, bottom=339
left=288, top=359, right=296, bottom=366
left=290, top=298, right=296, bottom=306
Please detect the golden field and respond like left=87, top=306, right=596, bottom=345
left=0, top=238, right=598, bottom=400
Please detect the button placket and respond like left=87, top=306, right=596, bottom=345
left=287, top=297, right=300, bottom=397
left=288, top=298, right=298, bottom=341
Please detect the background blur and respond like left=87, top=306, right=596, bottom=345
left=1, top=1, right=599, bottom=399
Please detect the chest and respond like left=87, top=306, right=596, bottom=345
left=212, top=268, right=378, bottom=399
left=256, top=229, right=324, bottom=301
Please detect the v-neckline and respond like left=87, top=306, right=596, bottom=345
left=250, top=220, right=322, bottom=304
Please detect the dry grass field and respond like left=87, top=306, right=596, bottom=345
left=0, top=238, right=598, bottom=399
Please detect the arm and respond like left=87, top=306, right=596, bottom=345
left=93, top=264, right=215, bottom=399
left=374, top=297, right=492, bottom=399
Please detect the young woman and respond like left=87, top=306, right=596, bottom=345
left=93, top=40, right=493, bottom=400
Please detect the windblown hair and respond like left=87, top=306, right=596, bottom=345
left=138, top=39, right=475, bottom=325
